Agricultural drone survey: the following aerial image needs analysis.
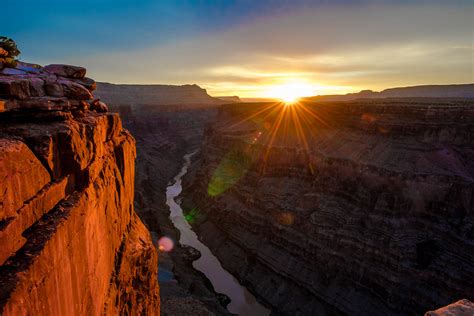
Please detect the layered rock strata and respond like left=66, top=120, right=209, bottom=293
left=425, top=299, right=474, bottom=316
left=0, top=63, right=159, bottom=315
left=182, top=99, right=474, bottom=315
left=109, top=104, right=230, bottom=315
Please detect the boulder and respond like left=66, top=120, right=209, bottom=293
left=90, top=99, right=108, bottom=113
left=43, top=64, right=86, bottom=79
left=28, top=77, right=45, bottom=97
left=0, top=78, right=30, bottom=99
left=44, top=78, right=64, bottom=97
left=59, top=79, right=93, bottom=100
left=69, top=100, right=89, bottom=110
left=73, top=77, right=97, bottom=91
left=1, top=68, right=27, bottom=75
left=14, top=61, right=42, bottom=74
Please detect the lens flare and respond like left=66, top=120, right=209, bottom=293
left=207, top=150, right=252, bottom=196
left=158, top=236, right=174, bottom=252
left=184, top=208, right=199, bottom=223
left=207, top=101, right=330, bottom=194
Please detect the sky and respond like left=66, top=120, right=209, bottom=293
left=3, top=0, right=473, bottom=98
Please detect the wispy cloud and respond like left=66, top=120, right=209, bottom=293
left=12, top=1, right=471, bottom=97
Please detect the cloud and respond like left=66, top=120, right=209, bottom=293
left=58, top=2, right=473, bottom=96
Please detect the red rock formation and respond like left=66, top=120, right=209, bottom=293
left=0, top=63, right=159, bottom=315
left=183, top=99, right=474, bottom=315
left=425, top=299, right=474, bottom=316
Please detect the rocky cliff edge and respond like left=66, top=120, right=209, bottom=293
left=0, top=61, right=159, bottom=315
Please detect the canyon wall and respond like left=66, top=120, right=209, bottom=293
left=0, top=63, right=159, bottom=314
left=182, top=99, right=474, bottom=315
left=109, top=103, right=232, bottom=315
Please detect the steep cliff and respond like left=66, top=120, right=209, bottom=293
left=0, top=63, right=159, bottom=315
left=109, top=103, right=231, bottom=315
left=183, top=99, right=474, bottom=315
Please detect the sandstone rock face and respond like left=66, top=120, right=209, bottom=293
left=182, top=99, right=474, bottom=315
left=0, top=64, right=159, bottom=315
left=425, top=299, right=474, bottom=316
left=43, top=64, right=86, bottom=79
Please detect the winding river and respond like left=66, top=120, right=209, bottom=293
left=166, top=152, right=270, bottom=316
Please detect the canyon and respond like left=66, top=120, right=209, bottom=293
left=181, top=99, right=474, bottom=315
left=96, top=86, right=236, bottom=314
left=1, top=56, right=473, bottom=316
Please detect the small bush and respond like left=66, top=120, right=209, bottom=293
left=0, top=37, right=21, bottom=58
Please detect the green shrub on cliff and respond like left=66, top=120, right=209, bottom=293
left=0, top=37, right=20, bottom=58
left=0, top=37, right=20, bottom=67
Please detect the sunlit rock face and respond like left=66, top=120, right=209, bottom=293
left=182, top=99, right=474, bottom=315
left=425, top=299, right=474, bottom=316
left=0, top=63, right=159, bottom=315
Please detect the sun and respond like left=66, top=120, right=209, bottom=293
left=264, top=82, right=315, bottom=104
left=280, top=93, right=300, bottom=103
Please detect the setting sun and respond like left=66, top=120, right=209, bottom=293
left=264, top=82, right=315, bottom=103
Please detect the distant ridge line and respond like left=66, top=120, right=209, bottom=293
left=303, top=83, right=474, bottom=102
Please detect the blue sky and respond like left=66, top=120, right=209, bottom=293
left=5, top=1, right=312, bottom=58
left=3, top=1, right=473, bottom=97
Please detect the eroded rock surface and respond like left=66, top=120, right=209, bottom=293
left=425, top=299, right=474, bottom=316
left=0, top=63, right=159, bottom=315
left=182, top=99, right=474, bottom=315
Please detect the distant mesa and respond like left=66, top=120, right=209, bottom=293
left=95, top=82, right=225, bottom=106
left=303, top=84, right=474, bottom=102
left=216, top=95, right=242, bottom=103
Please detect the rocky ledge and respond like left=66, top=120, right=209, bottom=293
left=182, top=99, right=474, bottom=315
left=425, top=299, right=474, bottom=316
left=0, top=63, right=159, bottom=314
left=0, top=61, right=107, bottom=113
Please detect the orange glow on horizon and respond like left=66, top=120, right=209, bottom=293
left=263, top=81, right=316, bottom=103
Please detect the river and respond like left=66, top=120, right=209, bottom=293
left=166, top=152, right=270, bottom=316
